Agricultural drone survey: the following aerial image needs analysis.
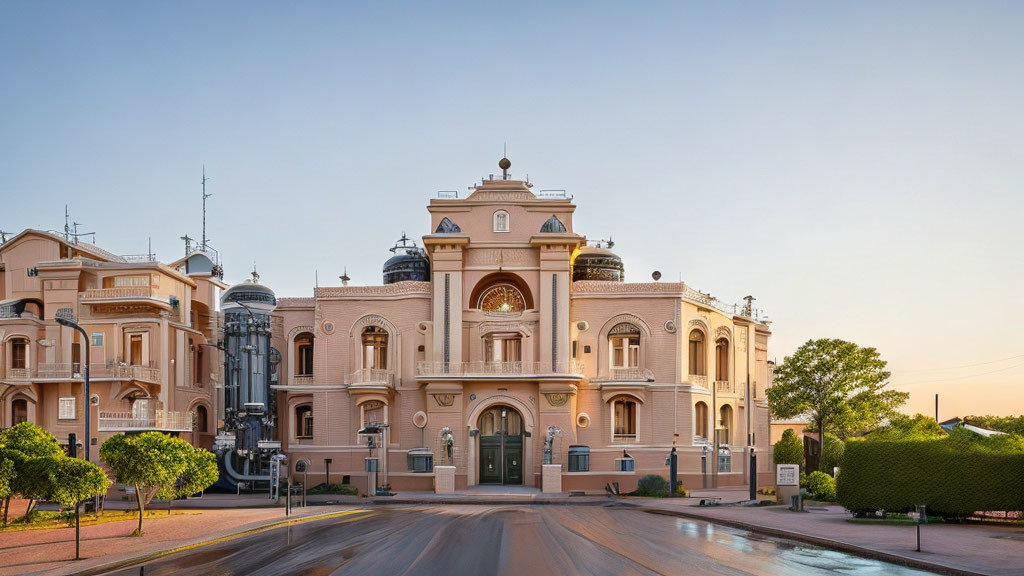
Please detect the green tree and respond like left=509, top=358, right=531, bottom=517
left=767, top=339, right=907, bottom=445
left=818, top=433, right=845, bottom=475
left=45, top=456, right=110, bottom=511
left=155, top=445, right=219, bottom=515
left=0, top=422, right=64, bottom=524
left=773, top=429, right=803, bottom=466
left=962, top=415, right=1024, bottom=436
left=865, top=413, right=947, bottom=442
left=101, top=432, right=186, bottom=535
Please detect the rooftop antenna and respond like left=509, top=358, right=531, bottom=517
left=340, top=267, right=350, bottom=286
left=743, top=295, right=756, bottom=317
left=201, top=165, right=212, bottom=250
left=180, top=234, right=194, bottom=256
left=251, top=262, right=259, bottom=283
left=0, top=231, right=11, bottom=244
left=499, top=145, right=511, bottom=180
left=148, top=237, right=153, bottom=261
left=64, top=205, right=70, bottom=241
left=314, top=269, right=319, bottom=290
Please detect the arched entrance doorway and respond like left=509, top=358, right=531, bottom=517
left=478, top=405, right=523, bottom=485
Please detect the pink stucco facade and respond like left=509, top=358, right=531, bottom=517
left=272, top=165, right=775, bottom=493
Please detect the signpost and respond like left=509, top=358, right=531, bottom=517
left=776, top=464, right=801, bottom=510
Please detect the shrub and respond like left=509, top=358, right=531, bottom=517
left=633, top=474, right=669, bottom=497
left=773, top=429, right=803, bottom=467
left=836, top=440, right=1024, bottom=517
left=805, top=471, right=836, bottom=501
left=674, top=484, right=689, bottom=498
left=308, top=483, right=358, bottom=496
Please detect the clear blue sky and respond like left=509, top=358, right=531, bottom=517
left=2, top=2, right=1022, bottom=417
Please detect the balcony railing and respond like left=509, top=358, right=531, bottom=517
left=5, top=368, right=32, bottom=381
left=82, top=286, right=156, bottom=300
left=349, top=368, right=394, bottom=386
left=292, top=374, right=314, bottom=386
left=416, top=360, right=585, bottom=378
left=98, top=409, right=193, bottom=432
left=689, top=374, right=708, bottom=389
left=715, top=380, right=736, bottom=394
left=607, top=367, right=653, bottom=381
left=32, top=362, right=160, bottom=382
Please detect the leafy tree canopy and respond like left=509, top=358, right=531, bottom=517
left=46, top=457, right=110, bottom=509
left=865, top=413, right=947, bottom=442
left=767, top=338, right=907, bottom=440
left=962, top=415, right=1024, bottom=436
left=0, top=422, right=63, bottom=460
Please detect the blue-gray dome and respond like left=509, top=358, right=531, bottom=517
left=222, top=280, right=277, bottom=307
left=383, top=234, right=430, bottom=284
left=572, top=246, right=624, bottom=282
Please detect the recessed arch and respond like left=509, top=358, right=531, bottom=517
left=492, top=210, right=510, bottom=233
left=469, top=272, right=535, bottom=311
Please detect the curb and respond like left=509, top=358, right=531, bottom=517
left=70, top=508, right=373, bottom=576
left=625, top=503, right=986, bottom=576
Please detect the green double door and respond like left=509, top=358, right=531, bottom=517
left=478, top=405, right=523, bottom=485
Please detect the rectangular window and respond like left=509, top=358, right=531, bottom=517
left=484, top=334, right=522, bottom=363
left=59, top=397, right=76, bottom=420
left=11, top=340, right=28, bottom=369
left=91, top=332, right=104, bottom=347
left=568, top=446, right=590, bottom=472
left=298, top=345, right=314, bottom=375
left=129, top=334, right=143, bottom=365
left=610, top=336, right=640, bottom=368
left=613, top=400, right=637, bottom=441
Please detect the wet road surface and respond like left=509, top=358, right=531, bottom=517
left=103, top=504, right=937, bottom=576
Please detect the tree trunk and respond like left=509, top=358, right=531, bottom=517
left=168, top=497, right=172, bottom=516
left=134, top=485, right=144, bottom=536
left=24, top=498, right=36, bottom=518
left=2, top=496, right=9, bottom=526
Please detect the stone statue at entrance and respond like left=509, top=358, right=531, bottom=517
left=440, top=426, right=455, bottom=466
left=543, top=426, right=562, bottom=465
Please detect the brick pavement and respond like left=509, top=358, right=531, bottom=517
left=0, top=503, right=365, bottom=576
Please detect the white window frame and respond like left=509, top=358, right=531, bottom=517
left=91, top=332, right=104, bottom=347
left=608, top=335, right=640, bottom=370
left=58, top=397, right=76, bottom=420
left=493, top=210, right=510, bottom=233
left=610, top=398, right=638, bottom=443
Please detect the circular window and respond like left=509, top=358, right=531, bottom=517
left=479, top=284, right=526, bottom=313
left=412, top=411, right=428, bottom=429
left=321, top=320, right=335, bottom=335
left=576, top=412, right=591, bottom=428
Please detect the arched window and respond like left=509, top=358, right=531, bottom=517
left=478, top=405, right=523, bottom=436
left=295, top=332, right=314, bottom=376
left=688, top=330, right=706, bottom=376
left=10, top=337, right=28, bottom=370
left=361, top=326, right=388, bottom=370
left=195, top=405, right=208, bottom=433
left=12, top=398, right=28, bottom=425
left=608, top=323, right=641, bottom=371
left=493, top=210, right=510, bottom=233
left=695, top=401, right=709, bottom=441
left=361, top=400, right=386, bottom=427
left=611, top=397, right=637, bottom=442
left=715, top=338, right=729, bottom=382
left=295, top=404, right=313, bottom=439
left=479, top=284, right=526, bottom=313
left=719, top=404, right=733, bottom=446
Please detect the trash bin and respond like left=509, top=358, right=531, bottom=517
left=791, top=494, right=803, bottom=511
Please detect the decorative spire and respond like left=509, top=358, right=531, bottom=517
left=340, top=267, right=350, bottom=286
left=251, top=263, right=260, bottom=284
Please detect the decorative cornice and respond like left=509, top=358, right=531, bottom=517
left=572, top=281, right=685, bottom=295
left=316, top=282, right=431, bottom=298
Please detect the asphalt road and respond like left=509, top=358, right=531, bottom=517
left=102, top=504, right=937, bottom=576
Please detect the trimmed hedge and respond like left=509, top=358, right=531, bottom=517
left=836, top=440, right=1024, bottom=516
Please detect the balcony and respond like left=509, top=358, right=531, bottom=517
left=292, top=374, right=314, bottom=386
left=715, top=380, right=737, bottom=395
left=416, top=360, right=585, bottom=380
left=689, top=375, right=708, bottom=389
left=80, top=287, right=174, bottom=313
left=33, top=362, right=160, bottom=383
left=97, top=409, right=193, bottom=432
left=597, top=367, right=654, bottom=382
left=4, top=367, right=32, bottom=381
left=348, top=368, right=394, bottom=394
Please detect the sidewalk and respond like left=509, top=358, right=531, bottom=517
left=628, top=497, right=1024, bottom=576
left=0, top=503, right=366, bottom=576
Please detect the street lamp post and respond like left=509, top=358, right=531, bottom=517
left=56, top=316, right=91, bottom=462
left=55, top=314, right=90, bottom=561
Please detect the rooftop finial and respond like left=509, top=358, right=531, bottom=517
left=499, top=151, right=511, bottom=180
left=340, top=267, right=350, bottom=286
left=251, top=262, right=260, bottom=284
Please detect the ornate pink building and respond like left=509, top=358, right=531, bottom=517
left=0, top=230, right=223, bottom=451
left=272, top=159, right=774, bottom=493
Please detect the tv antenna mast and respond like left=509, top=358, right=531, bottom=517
left=201, top=165, right=212, bottom=250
